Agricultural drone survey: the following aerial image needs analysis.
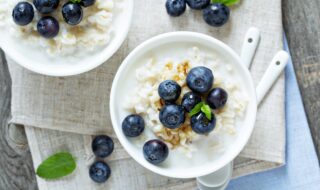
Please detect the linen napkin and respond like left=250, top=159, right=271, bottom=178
left=4, top=0, right=285, bottom=189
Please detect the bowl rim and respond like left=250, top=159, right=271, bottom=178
left=0, top=0, right=134, bottom=76
left=110, top=31, right=257, bottom=178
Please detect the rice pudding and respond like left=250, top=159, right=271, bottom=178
left=0, top=0, right=121, bottom=56
left=123, top=46, right=248, bottom=167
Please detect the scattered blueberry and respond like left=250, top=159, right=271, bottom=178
left=186, top=0, right=210, bottom=10
left=80, top=0, right=96, bottom=7
left=207, top=88, right=228, bottom=109
left=37, top=16, right=59, bottom=38
left=12, top=2, right=34, bottom=26
left=203, top=3, right=230, bottom=27
left=165, top=0, right=186, bottom=17
left=181, top=92, right=202, bottom=112
left=92, top=135, right=114, bottom=158
left=191, top=112, right=216, bottom=134
left=159, top=104, right=185, bottom=129
left=33, top=0, right=59, bottom=14
left=122, top=114, right=145, bottom=137
left=158, top=80, right=181, bottom=103
left=62, top=3, right=83, bottom=25
left=89, top=161, right=111, bottom=183
left=143, top=139, right=169, bottom=164
left=186, top=66, right=214, bottom=94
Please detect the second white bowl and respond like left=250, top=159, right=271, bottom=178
left=0, top=0, right=134, bottom=76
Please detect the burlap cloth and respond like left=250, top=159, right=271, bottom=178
left=5, top=0, right=285, bottom=189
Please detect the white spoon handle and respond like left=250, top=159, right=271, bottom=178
left=197, top=162, right=233, bottom=190
left=256, top=51, right=289, bottom=105
left=240, top=27, right=260, bottom=68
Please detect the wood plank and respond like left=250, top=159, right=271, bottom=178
left=0, top=49, right=38, bottom=189
left=283, top=0, right=320, bottom=158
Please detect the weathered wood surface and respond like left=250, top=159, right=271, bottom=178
left=283, top=0, right=320, bottom=159
left=0, top=49, right=38, bottom=190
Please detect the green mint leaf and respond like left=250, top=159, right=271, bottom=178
left=70, top=0, right=81, bottom=4
left=201, top=104, right=212, bottom=120
left=36, top=152, right=76, bottom=179
left=211, top=0, right=240, bottom=6
left=189, top=102, right=204, bottom=117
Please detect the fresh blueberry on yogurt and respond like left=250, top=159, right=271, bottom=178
left=191, top=112, right=216, bottom=134
left=181, top=92, right=202, bottom=112
left=37, top=16, right=59, bottom=39
left=92, top=135, right=114, bottom=158
left=159, top=104, right=185, bottom=129
left=33, top=0, right=60, bottom=14
left=89, top=161, right=111, bottom=183
left=203, top=3, right=230, bottom=27
left=207, top=88, right=228, bottom=109
left=143, top=139, right=169, bottom=165
left=186, top=0, right=210, bottom=10
left=12, top=2, right=34, bottom=26
left=186, top=66, right=214, bottom=94
left=62, top=3, right=83, bottom=25
left=158, top=80, right=181, bottom=103
left=122, top=114, right=145, bottom=137
left=80, top=0, right=96, bottom=7
left=165, top=0, right=186, bottom=17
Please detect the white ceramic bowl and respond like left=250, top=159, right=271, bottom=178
left=0, top=0, right=134, bottom=76
left=110, top=32, right=257, bottom=178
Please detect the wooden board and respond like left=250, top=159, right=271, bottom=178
left=283, top=0, right=320, bottom=159
left=0, top=49, right=38, bottom=189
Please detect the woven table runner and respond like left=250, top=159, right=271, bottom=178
left=5, top=0, right=285, bottom=189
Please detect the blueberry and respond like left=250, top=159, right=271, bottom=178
left=203, top=3, right=230, bottom=27
left=191, top=112, right=216, bottom=134
left=143, top=139, right=169, bottom=165
left=186, top=0, right=210, bottom=10
left=37, top=16, right=59, bottom=38
left=164, top=100, right=176, bottom=105
left=181, top=92, right=202, bottom=112
left=33, top=0, right=59, bottom=14
left=80, top=0, right=96, bottom=7
left=62, top=3, right=83, bottom=25
left=12, top=2, right=34, bottom=26
left=158, top=80, right=181, bottom=103
left=186, top=66, right=214, bottom=94
left=122, top=114, right=145, bottom=137
left=207, top=88, right=228, bottom=109
left=89, top=161, right=111, bottom=183
left=159, top=104, right=185, bottom=129
left=165, top=0, right=186, bottom=17
left=92, top=135, right=114, bottom=158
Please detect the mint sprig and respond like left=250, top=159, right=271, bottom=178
left=201, top=104, right=212, bottom=120
left=211, top=0, right=240, bottom=6
left=70, top=0, right=81, bottom=4
left=189, top=102, right=204, bottom=117
left=189, top=102, right=213, bottom=120
left=36, top=152, right=76, bottom=179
